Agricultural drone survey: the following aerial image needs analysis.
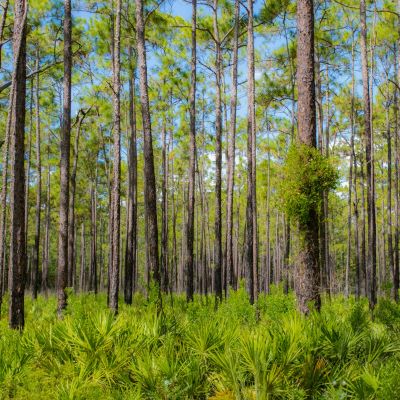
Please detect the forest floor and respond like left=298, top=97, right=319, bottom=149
left=0, top=288, right=400, bottom=399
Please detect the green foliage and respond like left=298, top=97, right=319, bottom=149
left=280, top=144, right=339, bottom=225
left=1, top=294, right=400, bottom=399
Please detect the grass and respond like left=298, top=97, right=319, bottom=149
left=1, top=287, right=400, bottom=399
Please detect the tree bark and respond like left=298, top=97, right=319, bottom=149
left=295, top=0, right=321, bottom=314
left=8, top=0, right=27, bottom=329
left=124, top=48, right=137, bottom=305
left=245, top=0, right=258, bottom=304
left=109, top=0, right=122, bottom=313
left=57, top=0, right=72, bottom=317
left=185, top=0, right=197, bottom=302
left=213, top=0, right=223, bottom=303
left=225, top=0, right=239, bottom=293
left=32, top=48, right=41, bottom=300
left=360, top=0, right=376, bottom=309
left=136, top=0, right=160, bottom=289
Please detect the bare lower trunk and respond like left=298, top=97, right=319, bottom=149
left=136, top=0, right=160, bottom=289
left=57, top=0, right=72, bottom=317
left=213, top=0, right=223, bottom=303
left=225, top=0, right=239, bottom=292
left=9, top=0, right=27, bottom=329
left=32, top=49, right=41, bottom=300
left=109, top=0, right=122, bottom=313
left=124, top=48, right=137, bottom=305
left=360, top=0, right=376, bottom=309
left=295, top=0, right=321, bottom=313
left=185, top=0, right=196, bottom=302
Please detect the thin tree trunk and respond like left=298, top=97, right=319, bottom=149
left=32, top=48, right=41, bottom=300
left=360, top=0, right=377, bottom=309
left=80, top=223, right=85, bottom=292
left=41, top=132, right=51, bottom=295
left=0, top=0, right=9, bottom=68
left=124, top=48, right=137, bottom=305
left=185, top=0, right=197, bottom=302
left=68, top=109, right=88, bottom=288
left=213, top=0, right=223, bottom=304
left=57, top=0, right=72, bottom=317
left=0, top=73, right=12, bottom=312
left=225, top=0, right=239, bottom=293
left=109, top=0, right=121, bottom=313
left=90, top=175, right=97, bottom=293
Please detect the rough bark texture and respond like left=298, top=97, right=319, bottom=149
left=296, top=0, right=321, bottom=314
left=124, top=49, right=137, bottom=305
left=225, top=0, right=239, bottom=292
left=213, top=0, right=223, bottom=303
left=185, top=0, right=196, bottom=302
left=360, top=0, right=377, bottom=309
left=57, top=0, right=72, bottom=317
left=8, top=0, right=27, bottom=329
left=136, top=0, right=160, bottom=287
left=245, top=0, right=258, bottom=304
left=109, top=0, right=122, bottom=313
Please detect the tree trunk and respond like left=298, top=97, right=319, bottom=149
left=136, top=0, right=160, bottom=289
left=0, top=0, right=9, bottom=68
left=80, top=223, right=85, bottom=291
left=68, top=109, right=88, bottom=288
left=0, top=71, right=12, bottom=312
left=8, top=0, right=27, bottom=329
left=57, top=0, right=72, bottom=317
left=360, top=0, right=376, bottom=309
left=124, top=47, right=137, bottom=305
left=185, top=0, right=197, bottom=302
left=32, top=48, right=41, bottom=300
left=161, top=117, right=169, bottom=293
left=109, top=0, right=121, bottom=313
left=225, top=0, right=239, bottom=293
left=213, top=0, right=223, bottom=303
left=42, top=132, right=51, bottom=295
left=295, top=0, right=321, bottom=314
left=90, top=175, right=97, bottom=293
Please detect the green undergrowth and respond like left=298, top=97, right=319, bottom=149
left=1, top=288, right=400, bottom=399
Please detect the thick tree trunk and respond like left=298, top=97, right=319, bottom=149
left=213, top=0, right=223, bottom=303
left=57, top=0, right=72, bottom=317
left=360, top=0, right=376, bottom=309
left=124, top=48, right=137, bottom=305
left=8, top=0, right=27, bottom=329
left=32, top=49, right=41, bottom=300
left=185, top=0, right=197, bottom=302
left=109, top=0, right=121, bottom=313
left=136, top=0, right=160, bottom=288
left=295, top=0, right=321, bottom=314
